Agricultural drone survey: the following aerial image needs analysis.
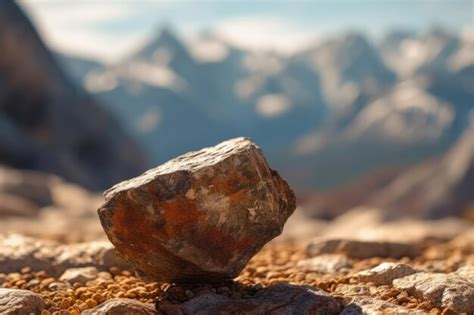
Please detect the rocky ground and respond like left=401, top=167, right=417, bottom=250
left=1, top=216, right=473, bottom=314
left=1, top=165, right=473, bottom=314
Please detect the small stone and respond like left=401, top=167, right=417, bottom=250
left=355, top=262, right=416, bottom=286
left=333, top=284, right=373, bottom=297
left=297, top=254, right=351, bottom=273
left=82, top=298, right=157, bottom=314
left=179, top=284, right=340, bottom=314
left=0, top=288, right=45, bottom=314
left=59, top=266, right=99, bottom=285
left=393, top=272, right=474, bottom=313
left=48, top=281, right=69, bottom=291
left=306, top=238, right=419, bottom=259
left=98, top=138, right=296, bottom=282
left=340, top=296, right=426, bottom=314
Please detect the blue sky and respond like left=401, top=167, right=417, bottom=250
left=19, top=0, right=473, bottom=63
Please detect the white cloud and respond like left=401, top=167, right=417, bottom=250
left=213, top=17, right=318, bottom=55
left=256, top=94, right=292, bottom=118
left=18, top=1, right=150, bottom=62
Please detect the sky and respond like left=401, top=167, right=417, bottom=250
left=18, top=0, right=474, bottom=63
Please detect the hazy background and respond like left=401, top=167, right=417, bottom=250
left=1, top=0, right=473, bottom=239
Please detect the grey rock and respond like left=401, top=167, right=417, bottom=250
left=0, top=288, right=45, bottom=315
left=178, top=284, right=341, bottom=315
left=0, top=166, right=54, bottom=208
left=355, top=262, right=416, bottom=285
left=340, top=296, right=425, bottom=315
left=59, top=266, right=99, bottom=285
left=0, top=234, right=129, bottom=276
left=82, top=298, right=157, bottom=315
left=99, top=138, right=296, bottom=282
left=333, top=284, right=373, bottom=297
left=393, top=272, right=474, bottom=313
left=306, top=238, right=419, bottom=259
left=455, top=265, right=474, bottom=283
left=0, top=193, right=38, bottom=217
left=297, top=254, right=352, bottom=273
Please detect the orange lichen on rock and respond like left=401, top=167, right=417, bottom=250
left=98, top=138, right=296, bottom=282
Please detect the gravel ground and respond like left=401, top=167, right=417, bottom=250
left=1, top=236, right=473, bottom=314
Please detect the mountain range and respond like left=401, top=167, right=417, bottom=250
left=57, top=26, right=473, bottom=190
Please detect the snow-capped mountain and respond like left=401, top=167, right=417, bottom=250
left=58, top=27, right=473, bottom=189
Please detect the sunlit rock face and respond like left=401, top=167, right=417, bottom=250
left=98, top=138, right=296, bottom=282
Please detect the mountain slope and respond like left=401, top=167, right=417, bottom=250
left=0, top=1, right=146, bottom=190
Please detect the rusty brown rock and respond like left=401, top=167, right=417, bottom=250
left=98, top=137, right=296, bottom=282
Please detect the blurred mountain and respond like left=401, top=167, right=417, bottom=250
left=0, top=1, right=146, bottom=190
left=300, top=114, right=474, bottom=220
left=54, top=53, right=104, bottom=85
left=57, top=26, right=473, bottom=190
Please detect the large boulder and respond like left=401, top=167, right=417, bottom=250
left=99, top=138, right=296, bottom=282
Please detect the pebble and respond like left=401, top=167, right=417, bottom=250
left=355, top=262, right=416, bottom=285
left=297, top=254, right=352, bottom=273
left=306, top=238, right=420, bottom=259
left=340, top=296, right=427, bottom=314
left=60, top=267, right=99, bottom=285
left=82, top=298, right=157, bottom=314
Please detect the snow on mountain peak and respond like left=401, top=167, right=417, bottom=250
left=348, top=81, right=454, bottom=143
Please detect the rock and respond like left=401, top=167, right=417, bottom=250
left=0, top=234, right=130, bottom=276
left=322, top=207, right=472, bottom=243
left=333, top=284, right=373, bottom=297
left=340, top=296, right=425, bottom=315
left=59, top=266, right=99, bottom=285
left=0, top=288, right=45, bottom=314
left=355, top=262, right=416, bottom=285
left=0, top=193, right=38, bottom=217
left=99, top=138, right=296, bottom=282
left=393, top=272, right=474, bottom=313
left=82, top=298, right=157, bottom=315
left=455, top=265, right=474, bottom=282
left=0, top=166, right=106, bottom=242
left=0, top=166, right=54, bottom=208
left=306, top=238, right=419, bottom=259
left=297, top=254, right=351, bottom=273
left=175, top=284, right=340, bottom=315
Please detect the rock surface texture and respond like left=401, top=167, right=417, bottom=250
left=306, top=238, right=419, bottom=259
left=98, top=138, right=296, bottom=282
left=355, top=262, right=416, bottom=286
left=393, top=271, right=474, bottom=313
left=82, top=298, right=157, bottom=315
left=0, top=288, right=45, bottom=314
left=0, top=234, right=129, bottom=276
left=175, top=284, right=341, bottom=315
